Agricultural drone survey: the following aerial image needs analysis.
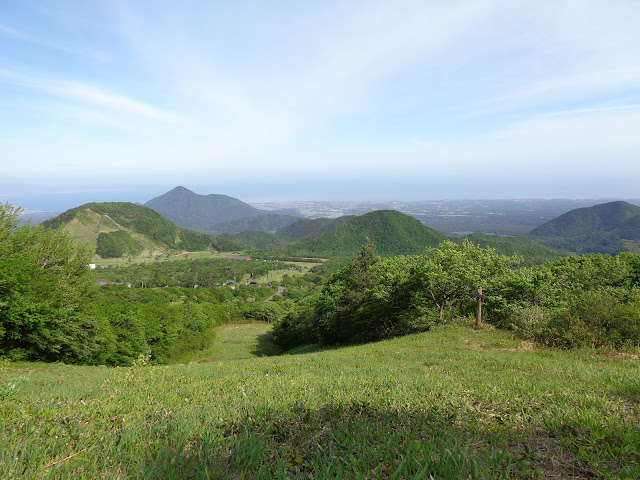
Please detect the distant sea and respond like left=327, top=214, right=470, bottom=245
left=2, top=186, right=165, bottom=213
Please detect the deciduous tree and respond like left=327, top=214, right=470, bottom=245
left=0, top=204, right=96, bottom=362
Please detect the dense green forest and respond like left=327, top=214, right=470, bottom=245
left=3, top=201, right=640, bottom=368
left=464, top=232, right=563, bottom=265
left=530, top=201, right=640, bottom=237
left=277, top=215, right=357, bottom=239
left=530, top=201, right=640, bottom=255
left=97, top=257, right=295, bottom=288
left=224, top=230, right=293, bottom=249
left=206, top=213, right=299, bottom=234
left=270, top=210, right=446, bottom=258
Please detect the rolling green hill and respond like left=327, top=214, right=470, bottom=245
left=42, top=202, right=238, bottom=258
left=529, top=201, right=640, bottom=254
left=273, top=210, right=447, bottom=258
left=530, top=201, right=640, bottom=237
left=277, top=215, right=357, bottom=239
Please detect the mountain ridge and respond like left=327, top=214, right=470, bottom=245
left=528, top=200, right=640, bottom=254
left=145, top=186, right=300, bottom=232
left=530, top=201, right=640, bottom=237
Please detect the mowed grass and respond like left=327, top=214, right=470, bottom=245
left=1, top=322, right=639, bottom=479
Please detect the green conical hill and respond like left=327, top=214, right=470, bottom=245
left=274, top=210, right=447, bottom=258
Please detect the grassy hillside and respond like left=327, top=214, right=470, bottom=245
left=2, top=322, right=638, bottom=478
left=278, top=215, right=357, bottom=239
left=274, top=210, right=447, bottom=258
left=42, top=202, right=238, bottom=259
left=145, top=186, right=266, bottom=230
left=465, top=233, right=564, bottom=265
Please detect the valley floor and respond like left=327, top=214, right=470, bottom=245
left=1, top=322, right=638, bottom=479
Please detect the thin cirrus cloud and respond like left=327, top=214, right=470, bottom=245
left=0, top=69, right=186, bottom=125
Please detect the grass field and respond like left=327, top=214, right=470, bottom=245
left=1, top=322, right=638, bottom=479
left=92, top=250, right=238, bottom=267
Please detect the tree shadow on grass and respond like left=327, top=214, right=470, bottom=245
left=251, top=332, right=353, bottom=357
left=133, top=401, right=607, bottom=480
left=250, top=331, right=284, bottom=357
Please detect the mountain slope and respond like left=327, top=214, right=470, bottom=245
left=145, top=186, right=301, bottom=233
left=464, top=233, right=563, bottom=265
left=273, top=210, right=447, bottom=258
left=206, top=214, right=299, bottom=234
left=145, top=186, right=265, bottom=229
left=225, top=231, right=293, bottom=250
left=528, top=201, right=640, bottom=255
left=277, top=216, right=357, bottom=239
left=619, top=214, right=640, bottom=240
left=530, top=201, right=640, bottom=237
left=42, top=202, right=237, bottom=258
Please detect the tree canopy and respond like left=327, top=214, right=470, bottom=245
left=0, top=204, right=96, bottom=362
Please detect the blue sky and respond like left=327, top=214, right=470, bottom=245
left=2, top=1, right=640, bottom=209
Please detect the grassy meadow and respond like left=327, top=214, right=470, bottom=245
left=92, top=250, right=236, bottom=267
left=1, top=321, right=639, bottom=479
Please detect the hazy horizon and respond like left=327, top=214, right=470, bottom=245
left=5, top=181, right=640, bottom=214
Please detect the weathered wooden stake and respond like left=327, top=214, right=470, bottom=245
left=473, top=286, right=485, bottom=328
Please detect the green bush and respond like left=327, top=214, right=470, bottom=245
left=484, top=254, right=640, bottom=349
left=539, top=289, right=640, bottom=348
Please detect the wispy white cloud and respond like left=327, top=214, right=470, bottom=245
left=2, top=0, right=640, bottom=199
left=0, top=68, right=189, bottom=125
left=0, top=22, right=109, bottom=60
left=542, top=104, right=640, bottom=118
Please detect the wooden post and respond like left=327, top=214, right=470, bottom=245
left=473, top=286, right=485, bottom=328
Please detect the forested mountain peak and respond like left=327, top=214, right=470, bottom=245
left=145, top=186, right=265, bottom=229
left=273, top=209, right=447, bottom=257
